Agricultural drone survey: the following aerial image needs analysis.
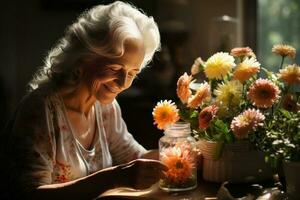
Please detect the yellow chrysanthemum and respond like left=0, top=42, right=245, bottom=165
left=153, top=100, right=179, bottom=130
left=214, top=80, right=243, bottom=108
left=204, top=52, right=236, bottom=80
left=233, top=57, right=260, bottom=83
left=272, top=44, right=296, bottom=58
left=278, top=64, right=300, bottom=85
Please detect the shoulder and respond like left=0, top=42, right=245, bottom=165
left=13, top=87, right=55, bottom=128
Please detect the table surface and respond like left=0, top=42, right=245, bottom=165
left=96, top=178, right=285, bottom=200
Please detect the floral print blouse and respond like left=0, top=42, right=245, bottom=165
left=2, top=88, right=146, bottom=197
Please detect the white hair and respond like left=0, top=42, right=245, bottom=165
left=29, top=1, right=160, bottom=90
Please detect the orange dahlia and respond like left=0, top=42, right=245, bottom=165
left=177, top=73, right=192, bottom=103
left=153, top=100, right=180, bottom=130
left=160, top=146, right=194, bottom=184
left=187, top=82, right=211, bottom=108
left=198, top=105, right=219, bottom=129
left=272, top=44, right=296, bottom=58
left=248, top=78, right=280, bottom=108
left=233, top=57, right=260, bottom=83
left=230, top=47, right=254, bottom=57
left=278, top=64, right=300, bottom=85
left=230, top=109, right=265, bottom=139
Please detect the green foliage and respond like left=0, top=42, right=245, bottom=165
left=250, top=109, right=300, bottom=167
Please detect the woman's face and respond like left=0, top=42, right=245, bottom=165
left=86, top=38, right=145, bottom=104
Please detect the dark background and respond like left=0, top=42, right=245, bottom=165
left=0, top=0, right=256, bottom=149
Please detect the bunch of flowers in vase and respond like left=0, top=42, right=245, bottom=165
left=152, top=44, right=300, bottom=183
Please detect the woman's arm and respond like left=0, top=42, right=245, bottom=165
left=31, top=159, right=166, bottom=200
left=32, top=165, right=121, bottom=200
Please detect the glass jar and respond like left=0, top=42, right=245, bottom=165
left=159, top=122, right=197, bottom=191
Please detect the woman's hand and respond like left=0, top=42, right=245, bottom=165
left=117, top=159, right=167, bottom=190
left=142, top=149, right=159, bottom=160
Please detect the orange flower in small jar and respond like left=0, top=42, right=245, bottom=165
left=160, top=146, right=195, bottom=184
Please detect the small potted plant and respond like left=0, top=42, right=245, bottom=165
left=152, top=44, right=299, bottom=184
left=251, top=106, right=300, bottom=199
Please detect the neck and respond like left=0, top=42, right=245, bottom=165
left=59, top=82, right=96, bottom=117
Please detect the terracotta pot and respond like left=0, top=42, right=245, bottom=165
left=283, top=161, right=300, bottom=200
left=197, top=139, right=273, bottom=183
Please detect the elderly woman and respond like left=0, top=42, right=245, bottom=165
left=1, top=1, right=166, bottom=200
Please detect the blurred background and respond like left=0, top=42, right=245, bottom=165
left=0, top=0, right=299, bottom=149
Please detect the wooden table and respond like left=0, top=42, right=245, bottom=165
left=96, top=178, right=284, bottom=200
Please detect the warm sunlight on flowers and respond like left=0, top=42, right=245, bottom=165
left=199, top=105, right=219, bottom=129
left=177, top=73, right=192, bottom=103
left=214, top=80, right=243, bottom=108
left=160, top=146, right=194, bottom=184
left=230, top=47, right=254, bottom=57
left=278, top=64, right=300, bottom=85
left=153, top=100, right=179, bottom=130
left=204, top=52, right=236, bottom=80
left=231, top=109, right=265, bottom=139
left=272, top=44, right=296, bottom=58
left=187, top=82, right=211, bottom=108
left=233, top=57, right=260, bottom=83
left=153, top=43, right=299, bottom=158
left=248, top=78, right=280, bottom=108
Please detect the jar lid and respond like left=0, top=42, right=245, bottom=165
left=165, top=122, right=191, bottom=137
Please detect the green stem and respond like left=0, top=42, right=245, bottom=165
left=279, top=56, right=285, bottom=70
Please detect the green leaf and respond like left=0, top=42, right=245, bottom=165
left=213, top=142, right=224, bottom=160
left=279, top=108, right=292, bottom=119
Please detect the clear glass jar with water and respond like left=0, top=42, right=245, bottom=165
left=159, top=122, right=197, bottom=191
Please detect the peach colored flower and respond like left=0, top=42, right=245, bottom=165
left=160, top=146, right=194, bottom=184
left=153, top=100, right=180, bottom=130
left=233, top=57, right=260, bottom=83
left=248, top=78, right=280, bottom=108
left=191, top=57, right=204, bottom=75
left=204, top=52, right=236, bottom=80
left=187, top=82, right=211, bottom=108
left=177, top=73, right=192, bottom=104
left=230, top=47, right=254, bottom=57
left=278, top=64, right=300, bottom=85
left=230, top=109, right=265, bottom=139
left=198, top=105, right=219, bottom=129
left=272, top=44, right=296, bottom=58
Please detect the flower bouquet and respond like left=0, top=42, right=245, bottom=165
left=152, top=44, right=300, bottom=183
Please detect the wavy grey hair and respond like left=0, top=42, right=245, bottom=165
left=29, top=1, right=160, bottom=91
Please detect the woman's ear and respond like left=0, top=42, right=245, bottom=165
left=73, top=67, right=84, bottom=80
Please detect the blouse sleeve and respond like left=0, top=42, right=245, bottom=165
left=4, top=91, right=56, bottom=197
left=105, top=100, right=147, bottom=165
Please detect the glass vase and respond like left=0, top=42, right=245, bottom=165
left=159, top=122, right=197, bottom=191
